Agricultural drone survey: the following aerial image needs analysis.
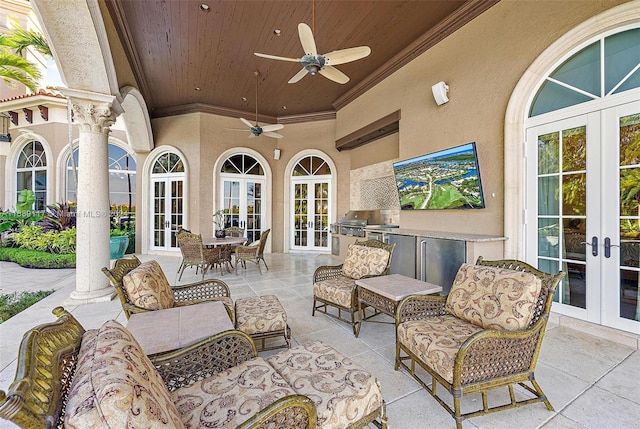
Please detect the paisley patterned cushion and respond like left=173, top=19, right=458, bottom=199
left=445, top=263, right=542, bottom=331
left=266, top=340, right=383, bottom=429
left=397, top=315, right=483, bottom=384
left=235, top=295, right=287, bottom=335
left=172, top=357, right=295, bottom=429
left=65, top=320, right=184, bottom=428
left=122, top=260, right=175, bottom=310
left=341, top=245, right=390, bottom=280
left=313, top=276, right=356, bottom=308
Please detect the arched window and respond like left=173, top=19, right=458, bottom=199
left=530, top=28, right=640, bottom=117
left=150, top=151, right=185, bottom=250
left=66, top=144, right=137, bottom=220
left=16, top=141, right=47, bottom=210
left=219, top=153, right=265, bottom=242
left=292, top=155, right=331, bottom=176
left=152, top=152, right=184, bottom=174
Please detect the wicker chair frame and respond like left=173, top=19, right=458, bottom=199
left=395, top=257, right=565, bottom=429
left=312, top=239, right=396, bottom=335
left=235, top=229, right=271, bottom=274
left=225, top=226, right=246, bottom=238
left=0, top=308, right=320, bottom=429
left=177, top=230, right=221, bottom=280
left=101, top=255, right=233, bottom=320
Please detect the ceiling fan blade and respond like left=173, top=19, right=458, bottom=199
left=261, top=123, right=284, bottom=132
left=324, top=46, right=371, bottom=65
left=254, top=52, right=300, bottom=63
left=248, top=133, right=257, bottom=138
left=298, top=23, right=317, bottom=56
left=288, top=68, right=309, bottom=84
left=226, top=128, right=250, bottom=132
left=240, top=117, right=253, bottom=128
left=263, top=131, right=284, bottom=139
left=319, top=65, right=349, bottom=84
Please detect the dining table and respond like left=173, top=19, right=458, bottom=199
left=202, top=236, right=248, bottom=272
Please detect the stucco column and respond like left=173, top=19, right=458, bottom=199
left=62, top=89, right=121, bottom=303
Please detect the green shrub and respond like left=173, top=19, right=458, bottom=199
left=125, top=229, right=135, bottom=254
left=11, top=225, right=77, bottom=254
left=1, top=290, right=55, bottom=323
left=0, top=247, right=75, bottom=268
left=11, top=225, right=50, bottom=251
left=50, top=227, right=76, bottom=254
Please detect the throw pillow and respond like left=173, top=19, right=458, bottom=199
left=122, top=260, right=175, bottom=310
left=445, top=263, right=542, bottom=331
left=341, top=244, right=390, bottom=280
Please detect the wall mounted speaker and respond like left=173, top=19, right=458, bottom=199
left=431, top=81, right=449, bottom=106
left=274, top=149, right=281, bottom=160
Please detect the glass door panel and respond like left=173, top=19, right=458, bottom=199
left=151, top=177, right=183, bottom=251
left=220, top=177, right=266, bottom=243
left=290, top=179, right=330, bottom=252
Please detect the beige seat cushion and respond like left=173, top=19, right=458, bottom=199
left=397, top=315, right=483, bottom=384
left=313, top=276, right=357, bottom=309
left=235, top=294, right=287, bottom=335
left=445, top=263, right=542, bottom=331
left=122, top=260, right=175, bottom=310
left=65, top=320, right=184, bottom=429
left=171, top=356, right=295, bottom=429
left=341, top=244, right=390, bottom=280
left=267, top=340, right=383, bottom=429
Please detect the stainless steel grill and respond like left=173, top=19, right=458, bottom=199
left=332, top=210, right=391, bottom=237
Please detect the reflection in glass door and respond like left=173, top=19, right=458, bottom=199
left=291, top=181, right=329, bottom=251
left=150, top=153, right=185, bottom=251
left=605, top=104, right=640, bottom=331
left=527, top=105, right=640, bottom=333
left=290, top=155, right=331, bottom=252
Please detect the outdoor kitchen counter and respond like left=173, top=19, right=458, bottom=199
left=364, top=227, right=507, bottom=242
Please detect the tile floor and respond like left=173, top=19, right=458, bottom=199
left=1, top=253, right=639, bottom=429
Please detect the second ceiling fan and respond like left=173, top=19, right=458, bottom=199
left=254, top=1, right=371, bottom=84
left=231, top=71, right=284, bottom=139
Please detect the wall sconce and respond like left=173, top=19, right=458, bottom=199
left=431, top=81, right=449, bottom=106
left=274, top=148, right=281, bottom=160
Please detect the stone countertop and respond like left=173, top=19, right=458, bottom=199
left=364, top=227, right=507, bottom=242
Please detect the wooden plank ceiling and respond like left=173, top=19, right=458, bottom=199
left=105, top=0, right=499, bottom=122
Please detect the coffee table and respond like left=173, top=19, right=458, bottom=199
left=126, top=300, right=234, bottom=355
left=355, top=274, right=442, bottom=337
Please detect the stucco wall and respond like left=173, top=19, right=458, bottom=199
left=336, top=0, right=630, bottom=239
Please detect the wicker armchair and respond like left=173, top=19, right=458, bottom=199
left=101, top=255, right=233, bottom=320
left=225, top=226, right=246, bottom=238
left=312, top=239, right=395, bottom=334
left=395, top=257, right=565, bottom=429
left=235, top=229, right=271, bottom=274
left=0, top=307, right=318, bottom=429
left=177, top=230, right=222, bottom=280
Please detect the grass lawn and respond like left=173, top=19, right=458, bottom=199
left=0, top=290, right=55, bottom=323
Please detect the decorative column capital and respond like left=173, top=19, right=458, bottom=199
left=60, top=88, right=122, bottom=134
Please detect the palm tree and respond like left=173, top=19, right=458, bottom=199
left=0, top=26, right=51, bottom=93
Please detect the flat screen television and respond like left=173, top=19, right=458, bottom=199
left=393, top=142, right=486, bottom=210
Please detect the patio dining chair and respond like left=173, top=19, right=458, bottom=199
left=177, top=230, right=222, bottom=279
left=235, top=229, right=270, bottom=274
left=224, top=226, right=245, bottom=238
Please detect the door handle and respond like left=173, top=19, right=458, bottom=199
left=580, top=236, right=598, bottom=257
left=603, top=237, right=620, bottom=258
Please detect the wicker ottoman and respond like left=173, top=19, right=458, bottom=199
left=235, top=294, right=291, bottom=351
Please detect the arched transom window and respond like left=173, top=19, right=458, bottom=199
left=153, top=152, right=185, bottom=174
left=531, top=28, right=640, bottom=117
left=292, top=155, right=331, bottom=176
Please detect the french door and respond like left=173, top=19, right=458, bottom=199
left=150, top=176, right=184, bottom=251
left=220, top=176, right=265, bottom=243
left=526, top=101, right=640, bottom=333
left=290, top=178, right=330, bottom=252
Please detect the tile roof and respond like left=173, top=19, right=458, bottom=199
left=0, top=87, right=66, bottom=104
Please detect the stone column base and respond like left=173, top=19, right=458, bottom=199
left=66, top=288, right=116, bottom=305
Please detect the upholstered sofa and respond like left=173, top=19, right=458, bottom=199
left=395, top=257, right=565, bottom=429
left=0, top=307, right=388, bottom=429
left=312, top=239, right=395, bottom=334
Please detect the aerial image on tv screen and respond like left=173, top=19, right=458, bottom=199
left=393, top=142, right=485, bottom=210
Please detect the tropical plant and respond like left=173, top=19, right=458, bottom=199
left=0, top=190, right=44, bottom=234
left=50, top=227, right=76, bottom=254
left=0, top=24, right=50, bottom=93
left=11, top=225, right=50, bottom=252
left=40, top=202, right=76, bottom=232
left=213, top=209, right=225, bottom=230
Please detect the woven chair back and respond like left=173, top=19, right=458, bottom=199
left=225, top=226, right=245, bottom=238
left=256, top=229, right=271, bottom=257
left=177, top=232, right=205, bottom=264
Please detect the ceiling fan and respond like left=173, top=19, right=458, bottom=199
left=229, top=71, right=284, bottom=139
left=254, top=1, right=371, bottom=84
